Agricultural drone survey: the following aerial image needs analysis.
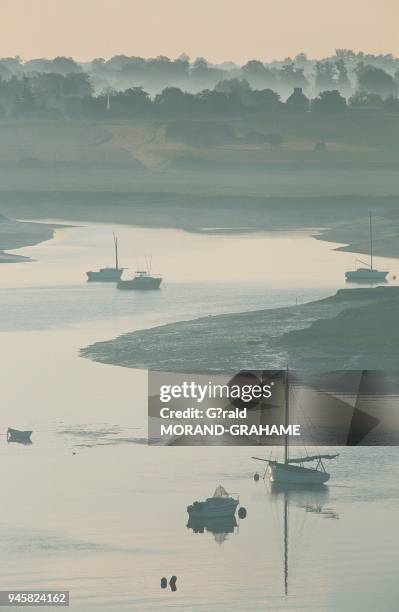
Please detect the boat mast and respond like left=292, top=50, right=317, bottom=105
left=369, top=212, right=373, bottom=271
left=284, top=366, right=289, bottom=465
left=113, top=234, right=119, bottom=271
left=284, top=491, right=288, bottom=596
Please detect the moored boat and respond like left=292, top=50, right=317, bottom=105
left=117, top=270, right=162, bottom=290
left=345, top=212, right=388, bottom=282
left=86, top=234, right=124, bottom=282
left=187, top=485, right=239, bottom=518
left=7, top=428, right=32, bottom=444
left=253, top=368, right=338, bottom=485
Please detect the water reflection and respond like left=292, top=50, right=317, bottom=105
left=268, top=482, right=338, bottom=596
left=187, top=515, right=238, bottom=545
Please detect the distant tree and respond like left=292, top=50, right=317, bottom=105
left=335, top=49, right=357, bottom=61
left=355, top=63, right=396, bottom=97
left=348, top=91, right=383, bottom=108
left=178, top=53, right=190, bottom=63
left=286, top=87, right=310, bottom=111
left=241, top=61, right=277, bottom=90
left=190, top=57, right=225, bottom=88
left=51, top=56, right=81, bottom=74
left=106, top=55, right=132, bottom=70
left=250, top=88, right=281, bottom=112
left=63, top=73, right=92, bottom=98
left=314, top=61, right=336, bottom=91
left=278, top=63, right=308, bottom=90
left=0, top=62, right=12, bottom=80
left=195, top=89, right=228, bottom=114
left=154, top=87, right=195, bottom=116
left=13, top=76, right=36, bottom=117
left=294, top=53, right=308, bottom=67
left=31, top=73, right=64, bottom=109
left=312, top=90, right=347, bottom=113
left=334, top=59, right=352, bottom=95
left=191, top=57, right=210, bottom=80
left=104, top=87, right=151, bottom=118
left=241, top=60, right=265, bottom=83
left=214, top=78, right=252, bottom=112
left=0, top=56, right=22, bottom=75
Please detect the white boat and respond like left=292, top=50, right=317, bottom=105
left=267, top=455, right=337, bottom=484
left=253, top=368, right=338, bottom=485
left=187, top=485, right=239, bottom=518
left=345, top=212, right=388, bottom=282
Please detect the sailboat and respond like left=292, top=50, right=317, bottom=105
left=86, top=234, right=124, bottom=282
left=253, top=368, right=338, bottom=485
left=345, top=212, right=388, bottom=282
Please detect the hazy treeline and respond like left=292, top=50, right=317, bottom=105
left=2, top=50, right=399, bottom=119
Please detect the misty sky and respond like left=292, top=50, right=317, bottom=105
left=3, top=0, right=398, bottom=62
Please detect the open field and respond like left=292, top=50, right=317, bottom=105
left=0, top=115, right=399, bottom=257
left=0, top=113, right=397, bottom=197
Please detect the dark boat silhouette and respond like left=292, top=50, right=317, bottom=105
left=7, top=428, right=32, bottom=444
left=345, top=212, right=388, bottom=282
left=86, top=234, right=124, bottom=282
left=117, top=270, right=162, bottom=290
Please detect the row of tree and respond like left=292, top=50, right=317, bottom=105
left=2, top=52, right=399, bottom=98
left=2, top=74, right=399, bottom=120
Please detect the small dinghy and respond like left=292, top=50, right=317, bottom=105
left=7, top=428, right=32, bottom=444
left=187, top=485, right=239, bottom=519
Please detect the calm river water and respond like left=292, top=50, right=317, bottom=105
left=0, top=221, right=398, bottom=611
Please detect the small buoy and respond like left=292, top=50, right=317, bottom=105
left=72, top=452, right=76, bottom=455
left=253, top=472, right=260, bottom=481
left=160, top=577, right=167, bottom=589
left=238, top=506, right=247, bottom=519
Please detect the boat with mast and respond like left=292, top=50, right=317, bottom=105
left=86, top=233, right=124, bottom=282
left=345, top=212, right=388, bottom=282
left=253, top=368, right=338, bottom=485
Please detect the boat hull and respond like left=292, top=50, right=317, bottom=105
left=7, top=428, right=32, bottom=444
left=269, top=462, right=330, bottom=485
left=187, top=498, right=239, bottom=519
left=87, top=268, right=123, bottom=282
left=345, top=269, right=388, bottom=282
left=117, top=277, right=162, bottom=290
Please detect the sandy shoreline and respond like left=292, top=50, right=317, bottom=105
left=0, top=215, right=56, bottom=262
left=2, top=192, right=399, bottom=261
